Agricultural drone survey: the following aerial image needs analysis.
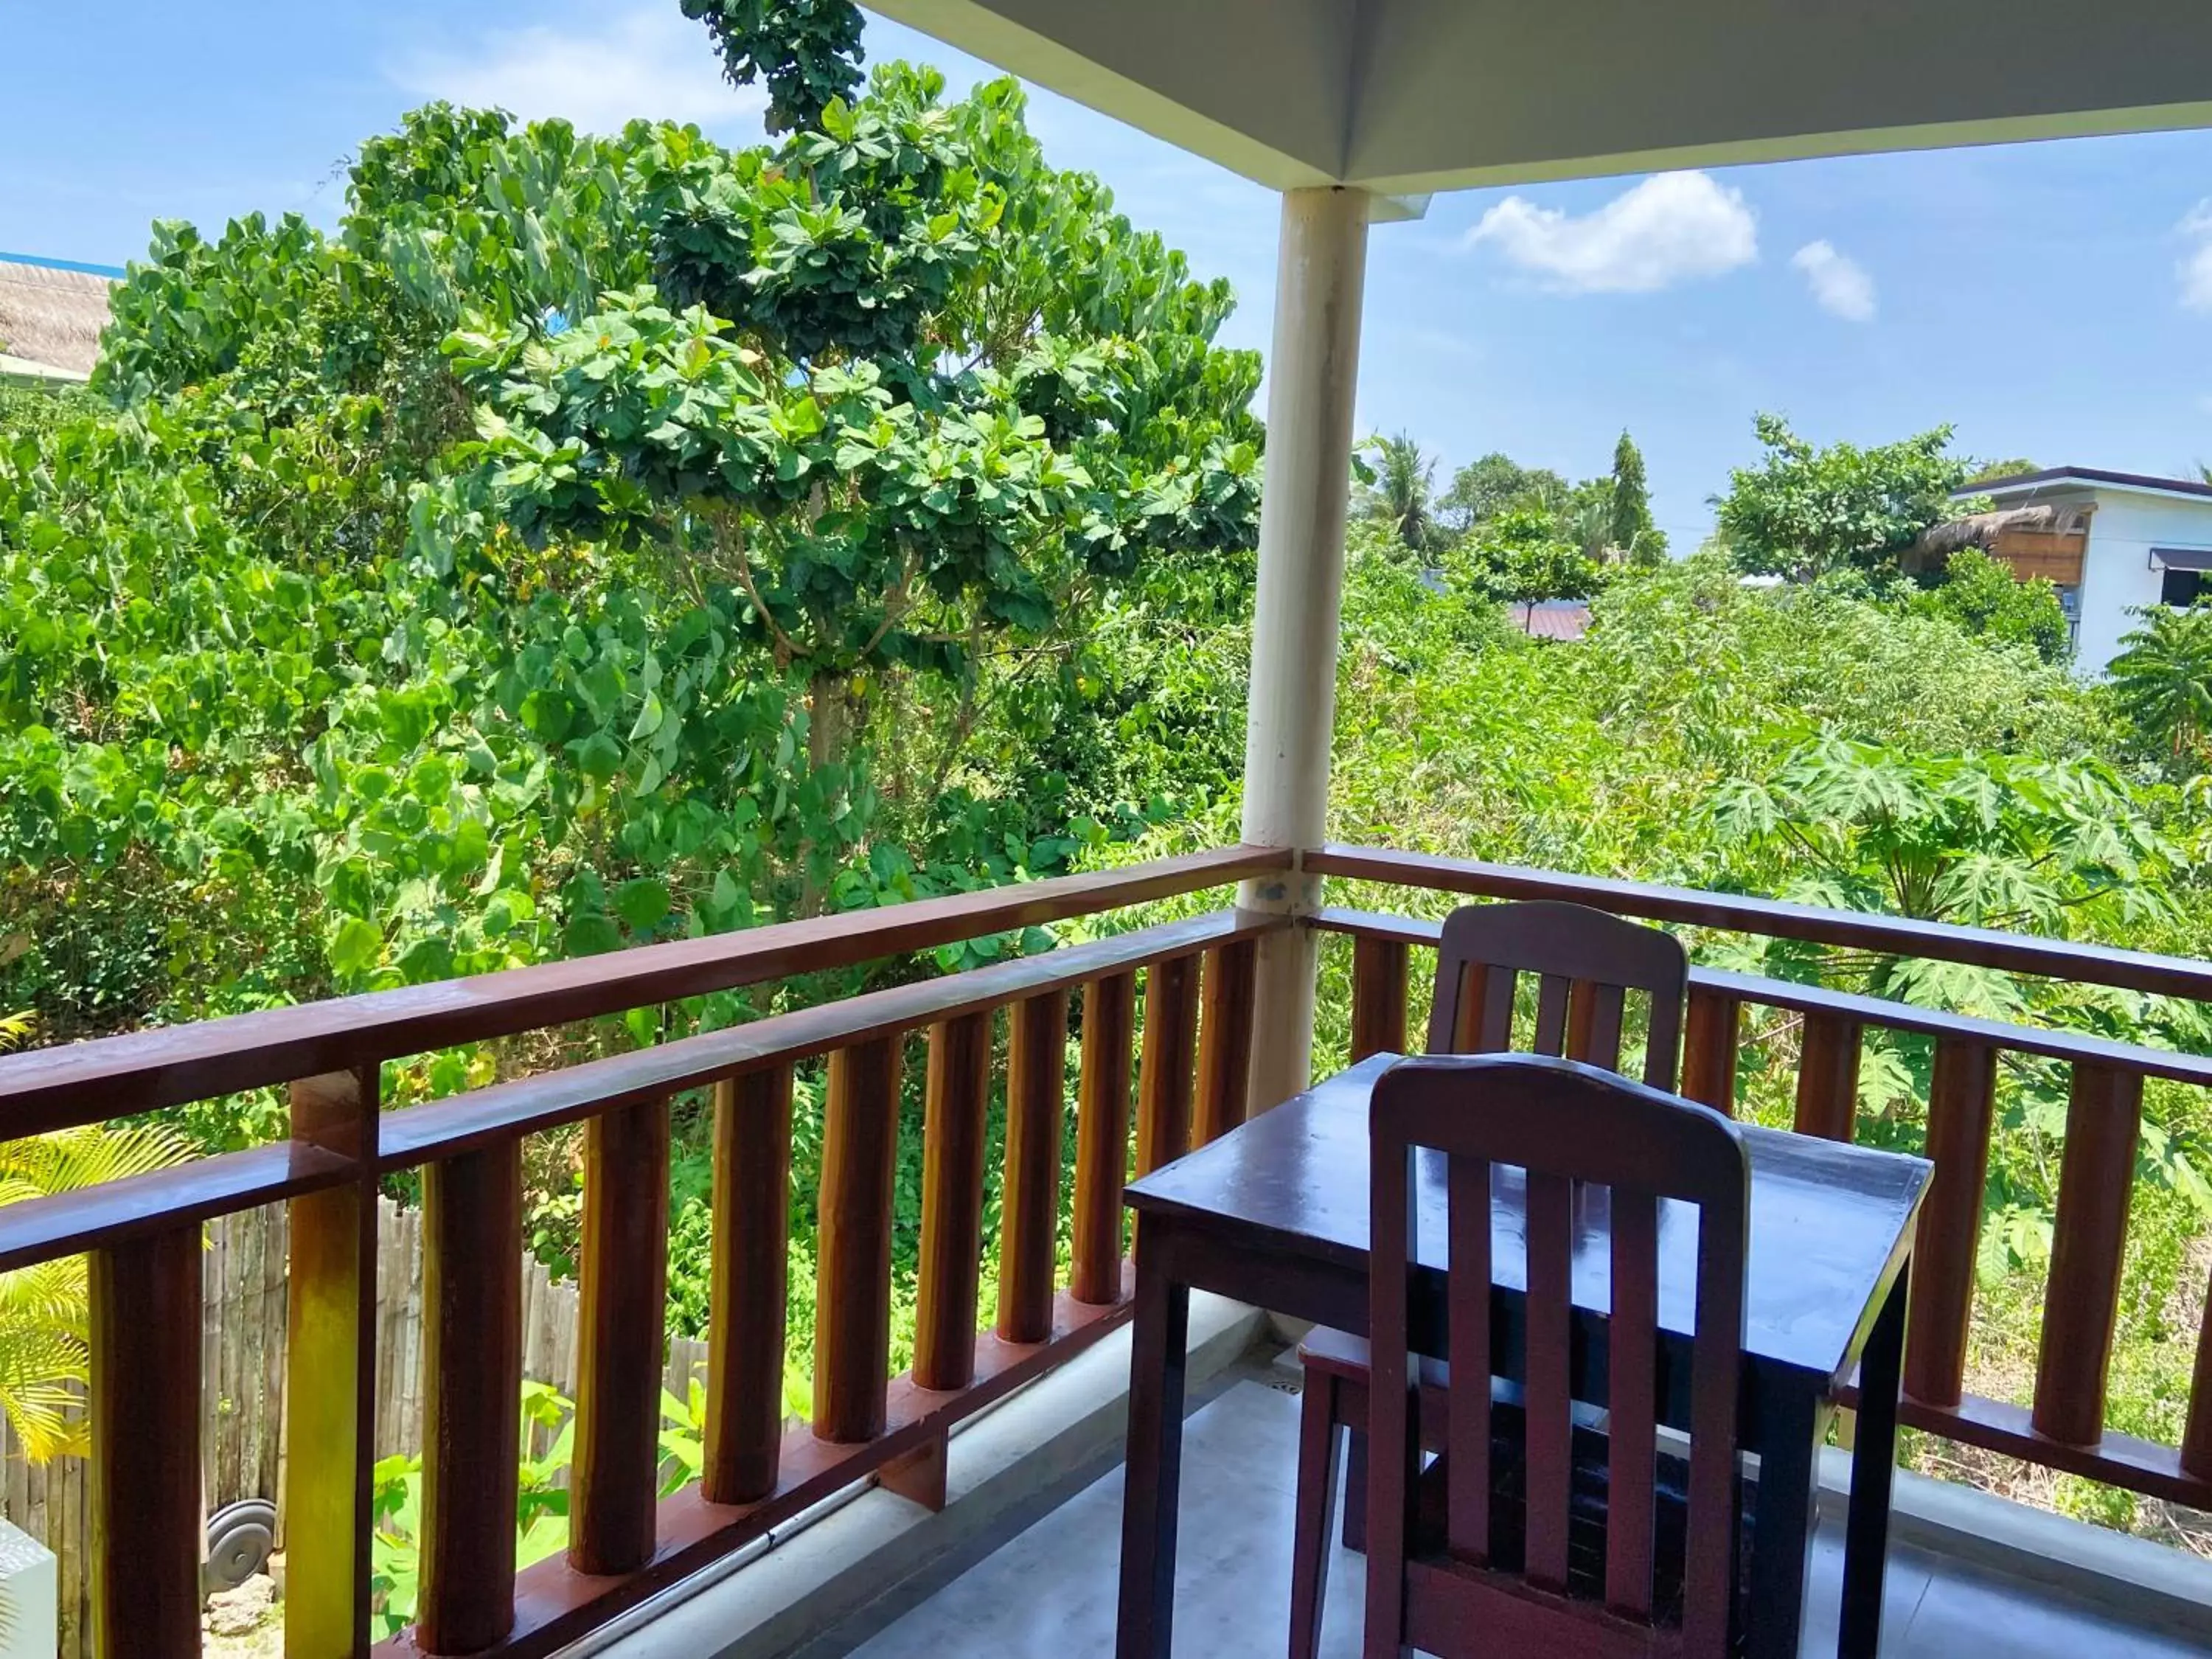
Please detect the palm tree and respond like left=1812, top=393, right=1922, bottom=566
left=0, top=1015, right=193, bottom=1458
left=1363, top=431, right=1437, bottom=554
left=2110, top=605, right=2212, bottom=765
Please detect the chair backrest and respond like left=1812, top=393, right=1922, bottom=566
left=1427, top=900, right=1688, bottom=1090
left=1364, top=1053, right=1750, bottom=1658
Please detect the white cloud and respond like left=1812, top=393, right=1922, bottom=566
left=2180, top=202, right=2212, bottom=312
left=390, top=2, right=766, bottom=135
left=1790, top=240, right=1877, bottom=321
left=1464, top=171, right=1757, bottom=293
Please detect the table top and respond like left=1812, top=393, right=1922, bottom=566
left=1127, top=1053, right=1933, bottom=1382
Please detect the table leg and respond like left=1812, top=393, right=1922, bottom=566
left=1747, top=1378, right=1823, bottom=1658
left=1116, top=1239, right=1190, bottom=1658
left=1840, top=1263, right=1908, bottom=1658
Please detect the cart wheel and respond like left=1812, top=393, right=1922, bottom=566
left=204, top=1498, right=277, bottom=1589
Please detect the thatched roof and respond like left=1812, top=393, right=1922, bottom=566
left=0, top=259, right=118, bottom=378
left=1913, top=501, right=2094, bottom=560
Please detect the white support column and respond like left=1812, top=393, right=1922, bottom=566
left=1239, top=186, right=1372, bottom=1116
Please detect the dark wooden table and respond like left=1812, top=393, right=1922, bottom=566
left=1116, top=1052, right=1932, bottom=1657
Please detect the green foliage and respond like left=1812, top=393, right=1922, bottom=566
left=369, top=1380, right=709, bottom=1633
left=680, top=0, right=866, bottom=134
left=0, top=1124, right=195, bottom=1459
left=1717, top=413, right=1969, bottom=582
left=2109, top=604, right=2212, bottom=766
left=1453, top=507, right=1603, bottom=608
left=1907, top=549, right=2071, bottom=664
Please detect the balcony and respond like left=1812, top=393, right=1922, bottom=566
left=3, top=843, right=2211, bottom=1655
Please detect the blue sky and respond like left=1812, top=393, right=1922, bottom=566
left=8, top=1, right=2212, bottom=543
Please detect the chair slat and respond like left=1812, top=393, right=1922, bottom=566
left=1604, top=1186, right=1658, bottom=1618
left=1683, top=1198, right=1748, bottom=1658
left=1531, top=974, right=1572, bottom=1058
left=1362, top=1139, right=1420, bottom=1656
left=1445, top=1152, right=1493, bottom=1562
left=1523, top=1168, right=1574, bottom=1591
left=1570, top=981, right=1628, bottom=1074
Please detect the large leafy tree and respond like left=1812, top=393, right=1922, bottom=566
left=1716, top=414, right=1967, bottom=582
left=441, top=69, right=1262, bottom=897
left=1606, top=430, right=1664, bottom=564
left=1437, top=451, right=1568, bottom=535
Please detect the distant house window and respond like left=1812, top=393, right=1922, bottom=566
left=2162, top=568, right=2206, bottom=607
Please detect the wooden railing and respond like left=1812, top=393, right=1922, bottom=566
left=13, top=835, right=2212, bottom=1653
left=1308, top=842, right=2212, bottom=1518
left=0, top=846, right=1290, bottom=1657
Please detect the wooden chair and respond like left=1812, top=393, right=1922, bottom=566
left=1289, top=901, right=1688, bottom=1656
left=1363, top=1052, right=1750, bottom=1658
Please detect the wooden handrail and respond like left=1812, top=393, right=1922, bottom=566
left=1309, top=844, right=2212, bottom=1002
left=380, top=909, right=1279, bottom=1169
left=1310, top=908, right=2212, bottom=1088
left=0, top=844, right=1288, bottom=1133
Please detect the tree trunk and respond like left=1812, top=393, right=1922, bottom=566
left=799, top=669, right=849, bottom=918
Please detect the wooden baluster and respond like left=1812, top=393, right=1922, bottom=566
left=999, top=991, right=1071, bottom=1346
left=1567, top=981, right=1627, bottom=1074
left=418, top=1143, right=524, bottom=1654
left=705, top=1065, right=793, bottom=1505
left=814, top=1037, right=902, bottom=1443
left=2184, top=1259, right=2212, bottom=1482
left=1071, top=972, right=1136, bottom=1305
left=2033, top=1062, right=2143, bottom=1446
left=89, top=1225, right=201, bottom=1656
left=1795, top=1011, right=1862, bottom=1141
left=1135, top=955, right=1199, bottom=1178
left=1906, top=1040, right=1998, bottom=1407
left=570, top=1099, right=672, bottom=1575
left=1681, top=987, right=1741, bottom=1116
left=285, top=1065, right=380, bottom=1658
left=915, top=1012, right=994, bottom=1390
left=1349, top=935, right=1410, bottom=1062
left=1193, top=937, right=1259, bottom=1143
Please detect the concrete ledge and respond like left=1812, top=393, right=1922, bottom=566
left=559, top=1293, right=1267, bottom=1659
left=1815, top=1445, right=2212, bottom=1644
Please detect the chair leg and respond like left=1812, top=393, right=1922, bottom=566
left=1289, top=1374, right=1346, bottom=1659
left=1341, top=1424, right=1368, bottom=1554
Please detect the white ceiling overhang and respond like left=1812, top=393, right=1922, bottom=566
left=869, top=0, right=2212, bottom=198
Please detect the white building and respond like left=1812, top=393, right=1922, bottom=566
left=1955, top=467, right=2212, bottom=675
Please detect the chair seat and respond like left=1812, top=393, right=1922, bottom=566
left=1298, top=1324, right=1450, bottom=1391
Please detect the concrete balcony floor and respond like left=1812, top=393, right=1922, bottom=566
left=802, top=1377, right=2212, bottom=1659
